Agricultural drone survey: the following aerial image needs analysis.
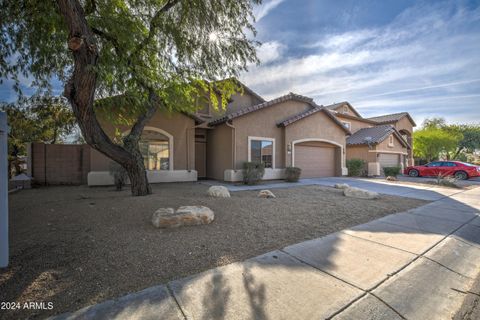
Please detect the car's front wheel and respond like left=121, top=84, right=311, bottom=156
left=454, top=171, right=468, bottom=180
left=408, top=169, right=419, bottom=177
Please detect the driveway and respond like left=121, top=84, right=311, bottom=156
left=203, top=177, right=466, bottom=201
left=50, top=183, right=480, bottom=320
left=395, top=175, right=480, bottom=186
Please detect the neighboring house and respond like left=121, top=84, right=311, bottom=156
left=325, top=102, right=415, bottom=176
left=67, top=79, right=415, bottom=186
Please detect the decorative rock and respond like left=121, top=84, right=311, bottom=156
left=152, top=206, right=214, bottom=228
left=207, top=185, right=230, bottom=198
left=343, top=187, right=379, bottom=200
left=258, top=190, right=276, bottom=198
left=334, top=183, right=350, bottom=189
left=151, top=208, right=175, bottom=228
left=386, top=176, right=397, bottom=181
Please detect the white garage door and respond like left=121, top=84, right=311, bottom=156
left=295, top=145, right=336, bottom=178
left=378, top=153, right=400, bottom=173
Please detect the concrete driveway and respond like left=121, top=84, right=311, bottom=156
left=51, top=183, right=480, bottom=320
left=206, top=176, right=466, bottom=201
left=395, top=175, right=480, bottom=186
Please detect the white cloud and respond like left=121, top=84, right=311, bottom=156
left=254, top=0, right=285, bottom=22
left=256, top=41, right=285, bottom=64
left=241, top=1, right=480, bottom=124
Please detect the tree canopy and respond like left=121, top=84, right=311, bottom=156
left=1, top=0, right=262, bottom=195
left=413, top=117, right=480, bottom=162
left=1, top=0, right=260, bottom=112
left=1, top=96, right=76, bottom=176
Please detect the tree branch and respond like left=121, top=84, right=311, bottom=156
left=130, top=0, right=181, bottom=59
left=91, top=27, right=122, bottom=55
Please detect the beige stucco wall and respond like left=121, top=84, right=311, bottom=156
left=346, top=145, right=376, bottom=163
left=231, top=100, right=312, bottom=169
left=375, top=134, right=407, bottom=153
left=285, top=111, right=347, bottom=169
left=90, top=110, right=195, bottom=171
left=335, top=114, right=373, bottom=133
left=333, top=104, right=358, bottom=117
left=198, top=90, right=264, bottom=119
left=206, top=123, right=233, bottom=180
left=392, top=117, right=414, bottom=135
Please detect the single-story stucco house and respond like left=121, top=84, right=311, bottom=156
left=30, top=79, right=415, bottom=186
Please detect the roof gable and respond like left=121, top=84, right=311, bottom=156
left=346, top=125, right=409, bottom=148
left=209, top=92, right=316, bottom=126
left=367, top=112, right=416, bottom=127
left=277, top=106, right=351, bottom=134
left=325, top=101, right=362, bottom=118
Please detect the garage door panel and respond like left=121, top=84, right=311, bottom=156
left=295, top=145, right=336, bottom=178
left=378, top=153, right=400, bottom=174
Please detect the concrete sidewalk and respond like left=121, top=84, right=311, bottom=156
left=51, top=187, right=480, bottom=320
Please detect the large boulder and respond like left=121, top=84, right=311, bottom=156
left=207, top=185, right=230, bottom=198
left=343, top=187, right=379, bottom=200
left=152, top=206, right=214, bottom=228
left=386, top=176, right=397, bottom=181
left=334, top=183, right=350, bottom=189
left=258, top=190, right=276, bottom=198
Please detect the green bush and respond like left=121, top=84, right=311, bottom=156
left=383, top=166, right=401, bottom=177
left=109, top=161, right=128, bottom=191
left=346, top=158, right=366, bottom=176
left=243, top=162, right=265, bottom=185
left=285, top=167, right=301, bottom=182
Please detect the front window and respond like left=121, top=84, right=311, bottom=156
left=250, top=138, right=273, bottom=168
left=139, top=130, right=170, bottom=170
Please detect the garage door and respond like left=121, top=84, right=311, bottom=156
left=378, top=153, right=400, bottom=173
left=294, top=145, right=336, bottom=178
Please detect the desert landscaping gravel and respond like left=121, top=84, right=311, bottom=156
left=1, top=182, right=428, bottom=319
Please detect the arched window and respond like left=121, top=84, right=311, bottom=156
left=139, top=130, right=171, bottom=170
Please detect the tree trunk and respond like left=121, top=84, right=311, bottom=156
left=56, top=0, right=152, bottom=196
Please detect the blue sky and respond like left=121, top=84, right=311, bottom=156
left=244, top=0, right=480, bottom=125
left=1, top=0, right=479, bottom=126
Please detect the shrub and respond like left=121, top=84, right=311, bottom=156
left=346, top=158, right=366, bottom=177
left=285, top=167, right=301, bottom=182
left=109, top=161, right=128, bottom=191
left=243, top=162, right=265, bottom=185
left=383, top=166, right=401, bottom=177
left=435, top=173, right=459, bottom=188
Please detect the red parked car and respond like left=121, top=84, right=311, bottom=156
left=404, top=161, right=480, bottom=180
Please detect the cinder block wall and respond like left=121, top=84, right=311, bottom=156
left=30, top=143, right=91, bottom=185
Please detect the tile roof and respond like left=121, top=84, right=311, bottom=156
left=208, top=92, right=315, bottom=125
left=324, top=101, right=362, bottom=118
left=367, top=112, right=416, bottom=126
left=277, top=106, right=351, bottom=134
left=346, top=125, right=409, bottom=147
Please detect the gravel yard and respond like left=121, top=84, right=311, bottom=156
left=1, top=182, right=428, bottom=319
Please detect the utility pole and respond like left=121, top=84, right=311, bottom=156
left=0, top=111, right=8, bottom=268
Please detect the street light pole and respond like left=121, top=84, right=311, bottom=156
left=0, top=111, right=8, bottom=268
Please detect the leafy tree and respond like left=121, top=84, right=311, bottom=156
left=422, top=117, right=447, bottom=129
left=1, top=0, right=260, bottom=195
left=448, top=124, right=480, bottom=160
left=1, top=96, right=76, bottom=177
left=413, top=119, right=463, bottom=162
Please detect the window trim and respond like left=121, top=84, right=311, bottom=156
left=388, top=135, right=394, bottom=147
left=123, top=126, right=174, bottom=171
left=247, top=136, right=275, bottom=169
left=341, top=121, right=351, bottom=130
